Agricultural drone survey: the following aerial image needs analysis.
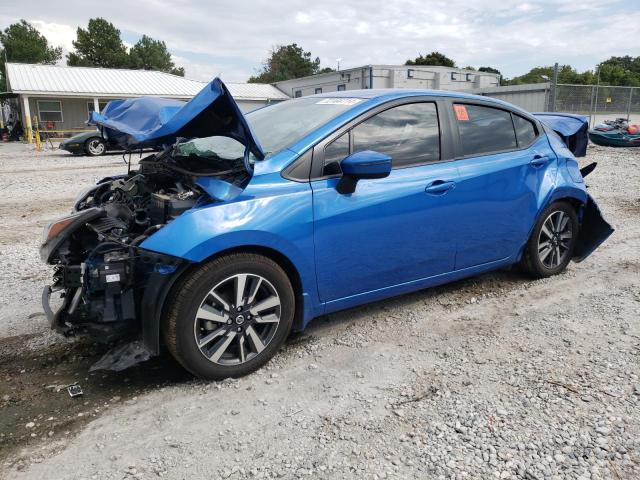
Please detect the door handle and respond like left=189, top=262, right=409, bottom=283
left=425, top=180, right=456, bottom=195
left=530, top=154, right=551, bottom=167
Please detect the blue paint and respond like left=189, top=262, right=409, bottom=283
left=136, top=84, right=610, bottom=330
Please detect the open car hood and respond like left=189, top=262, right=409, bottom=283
left=533, top=113, right=589, bottom=157
left=88, top=78, right=264, bottom=159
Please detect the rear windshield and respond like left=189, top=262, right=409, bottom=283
left=175, top=97, right=362, bottom=160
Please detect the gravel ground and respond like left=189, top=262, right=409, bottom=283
left=0, top=142, right=639, bottom=479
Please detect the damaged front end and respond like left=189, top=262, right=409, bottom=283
left=40, top=77, right=263, bottom=371
left=40, top=148, right=252, bottom=370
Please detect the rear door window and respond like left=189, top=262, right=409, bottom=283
left=454, top=104, right=517, bottom=156
left=512, top=114, right=538, bottom=147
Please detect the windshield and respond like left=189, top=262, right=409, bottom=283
left=174, top=97, right=363, bottom=160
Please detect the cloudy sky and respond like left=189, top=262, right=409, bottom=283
left=2, top=0, right=639, bottom=82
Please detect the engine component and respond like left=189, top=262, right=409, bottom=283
left=149, top=191, right=196, bottom=225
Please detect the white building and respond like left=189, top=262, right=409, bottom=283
left=274, top=65, right=501, bottom=98
left=3, top=63, right=289, bottom=140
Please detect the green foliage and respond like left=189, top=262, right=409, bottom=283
left=66, top=18, right=184, bottom=75
left=67, top=18, right=129, bottom=68
left=405, top=51, right=455, bottom=67
left=0, top=20, right=62, bottom=91
left=478, top=66, right=501, bottom=75
left=504, top=65, right=593, bottom=85
left=503, top=57, right=640, bottom=87
left=248, top=44, right=332, bottom=83
left=597, top=56, right=640, bottom=87
left=129, top=35, right=184, bottom=76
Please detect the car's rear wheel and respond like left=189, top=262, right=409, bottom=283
left=521, top=201, right=578, bottom=278
left=85, top=137, right=106, bottom=156
left=162, top=253, right=295, bottom=380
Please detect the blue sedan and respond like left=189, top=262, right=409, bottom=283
left=40, top=79, right=613, bottom=379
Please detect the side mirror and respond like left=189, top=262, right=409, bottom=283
left=336, top=150, right=392, bottom=194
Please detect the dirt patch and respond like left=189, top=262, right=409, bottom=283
left=0, top=335, right=191, bottom=467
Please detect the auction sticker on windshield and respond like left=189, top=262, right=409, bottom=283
left=316, top=98, right=363, bottom=105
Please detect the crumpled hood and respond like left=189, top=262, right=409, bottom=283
left=88, top=77, right=264, bottom=159
left=533, top=113, right=589, bottom=157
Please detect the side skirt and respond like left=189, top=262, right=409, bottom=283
left=320, top=255, right=517, bottom=319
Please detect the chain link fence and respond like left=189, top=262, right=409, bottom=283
left=549, top=84, right=640, bottom=124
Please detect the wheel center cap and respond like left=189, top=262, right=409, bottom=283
left=235, top=315, right=245, bottom=325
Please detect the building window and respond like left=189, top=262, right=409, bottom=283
left=315, top=88, right=322, bottom=94
left=87, top=101, right=109, bottom=115
left=407, top=69, right=414, bottom=79
left=37, top=100, right=63, bottom=123
left=294, top=90, right=302, bottom=98
left=466, top=73, right=474, bottom=82
left=337, top=84, right=346, bottom=91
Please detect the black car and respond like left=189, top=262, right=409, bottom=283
left=59, top=131, right=116, bottom=156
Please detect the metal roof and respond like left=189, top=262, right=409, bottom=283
left=225, top=82, right=289, bottom=101
left=5, top=63, right=289, bottom=101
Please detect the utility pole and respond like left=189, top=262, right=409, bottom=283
left=550, top=62, right=559, bottom=112
left=593, top=65, right=601, bottom=125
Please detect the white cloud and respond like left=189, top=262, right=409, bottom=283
left=295, top=12, right=312, bottom=24
left=29, top=20, right=76, bottom=51
left=0, top=0, right=638, bottom=80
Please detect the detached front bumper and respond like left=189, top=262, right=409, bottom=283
left=42, top=284, right=70, bottom=330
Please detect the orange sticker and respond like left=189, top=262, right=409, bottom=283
left=454, top=105, right=469, bottom=121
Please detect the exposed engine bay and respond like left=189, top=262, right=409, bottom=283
left=41, top=147, right=249, bottom=369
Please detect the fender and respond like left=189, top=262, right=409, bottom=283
left=514, top=175, right=588, bottom=263
left=139, top=179, right=322, bottom=333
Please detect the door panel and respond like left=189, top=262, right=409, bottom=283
left=453, top=136, right=558, bottom=269
left=311, top=162, right=459, bottom=302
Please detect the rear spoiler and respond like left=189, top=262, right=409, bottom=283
left=533, top=113, right=589, bottom=157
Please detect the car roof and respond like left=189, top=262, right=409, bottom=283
left=310, top=88, right=525, bottom=113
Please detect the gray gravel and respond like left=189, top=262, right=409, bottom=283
left=0, top=143, right=138, bottom=341
left=1, top=142, right=639, bottom=479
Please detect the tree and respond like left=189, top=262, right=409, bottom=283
left=248, top=44, right=332, bottom=83
left=67, top=18, right=129, bottom=68
left=405, top=51, right=455, bottom=67
left=597, top=56, right=640, bottom=87
left=504, top=65, right=595, bottom=85
left=0, top=20, right=62, bottom=91
left=129, top=35, right=184, bottom=76
left=478, top=66, right=501, bottom=76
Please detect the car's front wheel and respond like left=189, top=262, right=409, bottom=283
left=162, top=253, right=295, bottom=380
left=84, top=137, right=106, bottom=156
left=521, top=201, right=579, bottom=278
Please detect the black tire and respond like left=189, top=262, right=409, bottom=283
left=162, top=253, right=295, bottom=380
left=84, top=137, right=106, bottom=156
left=521, top=201, right=579, bottom=278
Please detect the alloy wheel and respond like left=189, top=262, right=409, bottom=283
left=193, top=273, right=281, bottom=365
left=537, top=210, right=573, bottom=269
left=88, top=139, right=105, bottom=155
